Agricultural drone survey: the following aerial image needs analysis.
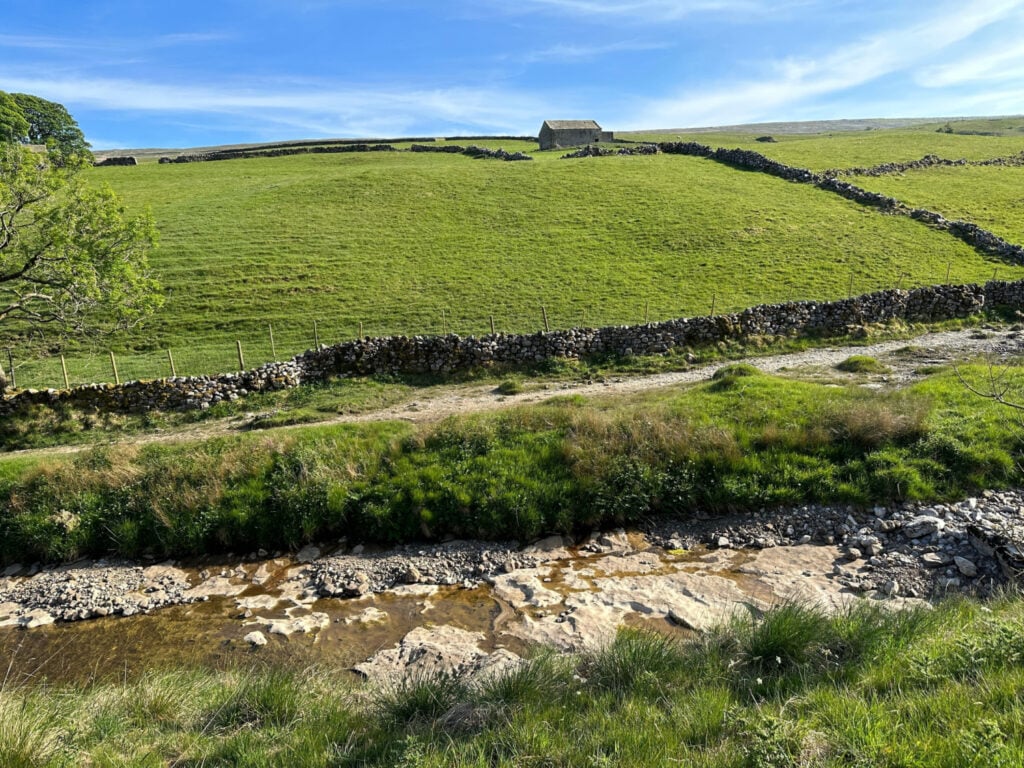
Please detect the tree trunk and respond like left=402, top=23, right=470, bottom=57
left=0, top=360, right=7, bottom=391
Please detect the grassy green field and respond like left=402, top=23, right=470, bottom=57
left=3, top=360, right=1021, bottom=564
left=7, top=142, right=1016, bottom=389
left=3, top=121, right=1023, bottom=389
left=4, top=595, right=1024, bottom=766
left=627, top=126, right=1024, bottom=171
left=850, top=165, right=1024, bottom=245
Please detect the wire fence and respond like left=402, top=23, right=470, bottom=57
left=2, top=265, right=1009, bottom=391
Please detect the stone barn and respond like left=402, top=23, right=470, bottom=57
left=538, top=120, right=613, bottom=150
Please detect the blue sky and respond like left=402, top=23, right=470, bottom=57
left=2, top=0, right=1023, bottom=148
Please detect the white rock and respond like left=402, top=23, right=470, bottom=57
left=354, top=625, right=522, bottom=684
left=18, top=609, right=55, bottom=629
left=253, top=612, right=330, bottom=637
left=244, top=631, right=268, bottom=647
left=344, top=606, right=389, bottom=625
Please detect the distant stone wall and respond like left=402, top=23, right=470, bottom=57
left=4, top=280, right=1023, bottom=418
left=411, top=145, right=533, bottom=161
left=823, top=152, right=1024, bottom=178
left=561, top=144, right=658, bottom=158
left=658, top=141, right=1024, bottom=265
left=93, top=156, right=137, bottom=167
left=158, top=138, right=540, bottom=165
left=159, top=144, right=397, bottom=163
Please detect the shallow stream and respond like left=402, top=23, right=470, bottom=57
left=1, top=536, right=877, bottom=688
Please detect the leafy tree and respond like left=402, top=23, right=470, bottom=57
left=10, top=93, right=91, bottom=159
left=0, top=91, right=29, bottom=144
left=0, top=144, right=162, bottom=388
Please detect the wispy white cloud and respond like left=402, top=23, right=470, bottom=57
left=626, top=0, right=1023, bottom=128
left=916, top=38, right=1024, bottom=87
left=153, top=32, right=232, bottom=46
left=501, top=0, right=809, bottom=20
left=519, top=39, right=670, bottom=63
left=0, top=31, right=229, bottom=53
left=0, top=33, right=97, bottom=50
left=0, top=72, right=554, bottom=137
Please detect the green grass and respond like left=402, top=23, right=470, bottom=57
left=835, top=355, right=892, bottom=374
left=0, top=316, right=982, bottom=452
left=0, top=374, right=418, bottom=451
left=4, top=595, right=1024, bottom=766
left=3, top=361, right=1022, bottom=564
left=7, top=144, right=1019, bottom=389
left=628, top=125, right=1024, bottom=171
left=851, top=165, right=1024, bottom=246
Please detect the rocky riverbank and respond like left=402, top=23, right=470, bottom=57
left=4, top=487, right=1019, bottom=638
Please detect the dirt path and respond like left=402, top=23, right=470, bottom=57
left=5, top=327, right=1018, bottom=460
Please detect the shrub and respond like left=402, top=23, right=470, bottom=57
left=710, top=363, right=762, bottom=391
left=496, top=379, right=524, bottom=395
left=836, top=355, right=891, bottom=374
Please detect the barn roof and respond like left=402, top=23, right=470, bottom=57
left=542, top=120, right=602, bottom=131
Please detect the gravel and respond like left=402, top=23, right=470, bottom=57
left=643, top=488, right=1024, bottom=599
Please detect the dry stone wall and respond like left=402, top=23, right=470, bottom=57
left=658, top=141, right=1024, bottom=265
left=561, top=144, right=659, bottom=158
left=2, top=280, right=1021, bottom=418
left=411, top=144, right=533, bottom=161
left=93, top=156, right=138, bottom=167
left=823, top=152, right=1024, bottom=178
left=159, top=144, right=397, bottom=163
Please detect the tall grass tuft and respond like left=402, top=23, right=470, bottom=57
left=732, top=601, right=831, bottom=674
left=477, top=649, right=572, bottom=709
left=583, top=629, right=688, bottom=700
left=826, top=396, right=929, bottom=451
left=207, top=668, right=304, bottom=730
left=374, top=671, right=471, bottom=727
left=0, top=697, right=62, bottom=768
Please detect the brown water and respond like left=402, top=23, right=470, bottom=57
left=0, top=585, right=516, bottom=688
left=1, top=542, right=841, bottom=689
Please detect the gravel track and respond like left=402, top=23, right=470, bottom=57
left=4, top=327, right=1019, bottom=461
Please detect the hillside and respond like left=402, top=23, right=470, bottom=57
left=6, top=120, right=1024, bottom=767
left=5, top=123, right=1023, bottom=388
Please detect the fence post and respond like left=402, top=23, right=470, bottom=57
left=167, top=349, right=177, bottom=377
left=644, top=300, right=650, bottom=324
left=993, top=268, right=999, bottom=282
left=359, top=321, right=364, bottom=338
left=441, top=309, right=447, bottom=335
left=542, top=305, right=550, bottom=333
left=109, top=351, right=120, bottom=385
left=236, top=340, right=245, bottom=370
left=269, top=324, right=276, bottom=359
left=313, top=320, right=320, bottom=349
left=6, top=348, right=15, bottom=389
left=945, top=262, right=951, bottom=283
left=489, top=315, right=495, bottom=335
left=709, top=294, right=716, bottom=317
left=60, top=355, right=70, bottom=389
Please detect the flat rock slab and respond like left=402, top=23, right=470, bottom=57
left=185, top=574, right=249, bottom=599
left=248, top=611, right=330, bottom=637
left=499, top=545, right=883, bottom=651
left=344, top=606, right=390, bottom=625
left=488, top=568, right=564, bottom=608
left=354, top=625, right=522, bottom=685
